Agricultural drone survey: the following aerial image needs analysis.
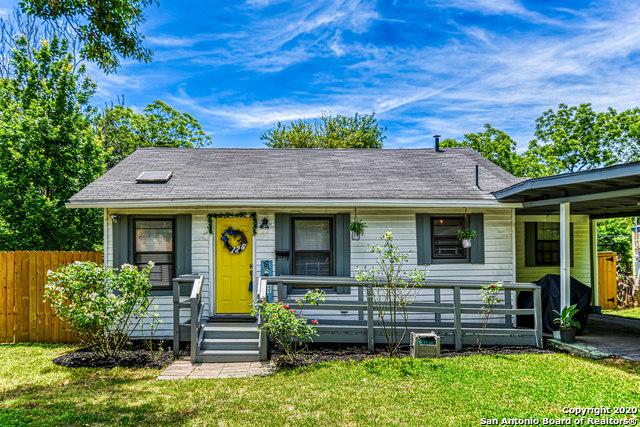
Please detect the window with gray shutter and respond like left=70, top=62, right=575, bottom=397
left=276, top=213, right=350, bottom=293
left=112, top=214, right=192, bottom=292
left=133, top=218, right=175, bottom=291
left=416, top=213, right=485, bottom=264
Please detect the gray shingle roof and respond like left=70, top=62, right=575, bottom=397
left=68, top=148, right=522, bottom=205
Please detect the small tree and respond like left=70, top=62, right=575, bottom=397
left=45, top=261, right=154, bottom=357
left=477, top=282, right=504, bottom=350
left=355, top=230, right=427, bottom=356
left=252, top=289, right=325, bottom=363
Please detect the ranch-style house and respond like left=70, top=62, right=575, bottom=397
left=67, top=145, right=640, bottom=362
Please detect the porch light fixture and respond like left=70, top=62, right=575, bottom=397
left=259, top=217, right=270, bottom=229
left=110, top=214, right=119, bottom=223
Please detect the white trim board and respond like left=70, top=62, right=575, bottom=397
left=67, top=198, right=521, bottom=209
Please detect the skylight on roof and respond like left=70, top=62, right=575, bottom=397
left=136, top=171, right=173, bottom=183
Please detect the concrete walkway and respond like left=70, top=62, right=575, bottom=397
left=158, top=358, right=274, bottom=380
left=574, top=314, right=640, bottom=361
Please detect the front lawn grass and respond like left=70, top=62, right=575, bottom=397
left=603, top=307, right=640, bottom=320
left=0, top=344, right=638, bottom=426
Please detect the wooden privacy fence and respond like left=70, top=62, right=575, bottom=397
left=0, top=251, right=103, bottom=343
left=598, top=251, right=618, bottom=309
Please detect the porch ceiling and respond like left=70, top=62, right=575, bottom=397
left=493, top=161, right=640, bottom=218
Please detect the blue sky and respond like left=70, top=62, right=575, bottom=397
left=1, top=0, right=640, bottom=149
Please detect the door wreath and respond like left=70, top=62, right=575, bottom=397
left=220, top=227, right=248, bottom=254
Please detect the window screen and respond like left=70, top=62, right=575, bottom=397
left=533, top=222, right=573, bottom=266
left=432, top=217, right=466, bottom=260
left=292, top=218, right=332, bottom=276
left=134, top=219, right=174, bottom=290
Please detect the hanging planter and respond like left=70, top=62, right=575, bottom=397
left=457, top=228, right=477, bottom=248
left=349, top=218, right=367, bottom=241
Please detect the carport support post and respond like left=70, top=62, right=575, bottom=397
left=559, top=202, right=571, bottom=338
left=591, top=219, right=600, bottom=313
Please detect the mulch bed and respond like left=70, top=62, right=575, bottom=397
left=53, top=341, right=174, bottom=369
left=272, top=345, right=552, bottom=369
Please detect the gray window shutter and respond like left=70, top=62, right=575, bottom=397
left=334, top=213, right=351, bottom=294
left=469, top=213, right=485, bottom=264
left=524, top=222, right=536, bottom=267
left=112, top=214, right=131, bottom=269
left=275, top=213, right=291, bottom=276
left=175, top=214, right=192, bottom=276
left=416, top=214, right=432, bottom=265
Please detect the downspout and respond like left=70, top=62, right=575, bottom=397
left=103, top=209, right=108, bottom=267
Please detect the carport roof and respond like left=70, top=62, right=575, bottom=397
left=493, top=162, right=640, bottom=218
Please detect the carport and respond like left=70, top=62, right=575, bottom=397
left=494, top=161, right=640, bottom=315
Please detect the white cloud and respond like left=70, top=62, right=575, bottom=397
left=442, top=0, right=529, bottom=15
left=91, top=0, right=640, bottom=148
left=146, top=35, right=198, bottom=47
left=174, top=2, right=640, bottom=147
left=328, top=30, right=345, bottom=56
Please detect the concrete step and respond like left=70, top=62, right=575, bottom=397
left=195, top=349, right=262, bottom=363
left=201, top=338, right=260, bottom=351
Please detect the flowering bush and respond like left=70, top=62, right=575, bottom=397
left=45, top=261, right=154, bottom=357
left=252, top=289, right=325, bottom=362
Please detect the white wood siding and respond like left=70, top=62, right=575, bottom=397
left=104, top=207, right=518, bottom=336
left=105, top=209, right=211, bottom=338
left=262, top=208, right=516, bottom=324
left=515, top=214, right=591, bottom=286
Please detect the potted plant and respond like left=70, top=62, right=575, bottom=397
left=349, top=219, right=367, bottom=241
left=457, top=228, right=477, bottom=248
left=553, top=304, right=581, bottom=343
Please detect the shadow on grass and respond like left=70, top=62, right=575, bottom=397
left=0, top=371, right=198, bottom=425
left=591, top=357, right=640, bottom=376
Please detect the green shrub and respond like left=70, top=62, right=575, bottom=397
left=355, top=229, right=427, bottom=356
left=45, top=261, right=154, bottom=357
left=252, top=289, right=325, bottom=362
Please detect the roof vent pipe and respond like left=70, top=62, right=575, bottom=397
left=475, top=164, right=481, bottom=190
left=434, top=134, right=443, bottom=152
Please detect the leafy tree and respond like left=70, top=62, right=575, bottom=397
left=261, top=113, right=385, bottom=148
left=613, top=108, right=640, bottom=164
left=597, top=217, right=634, bottom=274
left=98, top=100, right=212, bottom=168
left=19, top=0, right=156, bottom=72
left=525, top=103, right=619, bottom=176
left=440, top=124, right=524, bottom=176
left=0, top=36, right=104, bottom=250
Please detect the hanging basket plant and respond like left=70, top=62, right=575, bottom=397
left=349, top=219, right=367, bottom=241
left=457, top=228, right=477, bottom=248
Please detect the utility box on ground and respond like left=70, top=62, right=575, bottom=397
left=410, top=332, right=441, bottom=358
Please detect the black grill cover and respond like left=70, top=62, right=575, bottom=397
left=516, top=274, right=591, bottom=334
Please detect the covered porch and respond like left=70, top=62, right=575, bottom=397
left=495, top=162, right=640, bottom=343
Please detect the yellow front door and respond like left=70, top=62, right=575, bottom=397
left=215, top=217, right=253, bottom=314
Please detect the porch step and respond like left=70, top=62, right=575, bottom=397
left=201, top=338, right=260, bottom=351
left=196, top=349, right=262, bottom=363
left=196, top=321, right=262, bottom=362
left=203, top=323, right=259, bottom=340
